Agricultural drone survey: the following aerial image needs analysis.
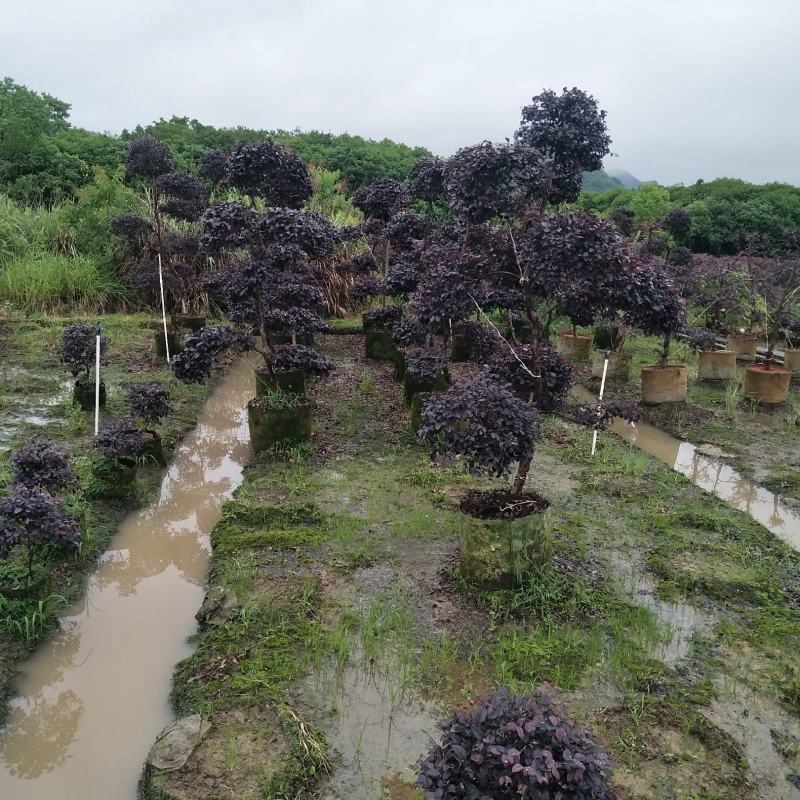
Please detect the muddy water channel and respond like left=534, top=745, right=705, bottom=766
left=0, top=355, right=257, bottom=799
left=575, top=388, right=800, bottom=549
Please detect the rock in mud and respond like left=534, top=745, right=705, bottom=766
left=139, top=706, right=293, bottom=800
left=146, top=714, right=212, bottom=771
left=195, top=586, right=238, bottom=626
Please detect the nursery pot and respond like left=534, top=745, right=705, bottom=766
left=557, top=331, right=592, bottom=363
left=784, top=348, right=800, bottom=376
left=640, top=365, right=688, bottom=405
left=743, top=364, right=790, bottom=405
left=459, top=494, right=552, bottom=586
left=74, top=378, right=106, bottom=410
left=393, top=349, right=407, bottom=381
left=247, top=396, right=313, bottom=452
left=591, top=350, right=632, bottom=382
left=403, top=370, right=448, bottom=406
left=255, top=367, right=307, bottom=396
left=697, top=350, right=737, bottom=382
left=504, top=315, right=532, bottom=343
left=450, top=332, right=472, bottom=363
left=365, top=329, right=398, bottom=361
left=91, top=456, right=137, bottom=497
left=0, top=570, right=47, bottom=600
left=727, top=334, right=758, bottom=361
left=154, top=330, right=182, bottom=360
left=176, top=314, right=206, bottom=331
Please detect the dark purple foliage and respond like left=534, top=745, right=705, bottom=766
left=338, top=252, right=378, bottom=276
left=254, top=208, right=339, bottom=260
left=11, top=438, right=75, bottom=493
left=227, top=140, right=313, bottom=209
left=60, top=323, right=108, bottom=379
left=619, top=260, right=687, bottom=340
left=0, top=485, right=82, bottom=572
left=94, top=420, right=148, bottom=461
left=171, top=325, right=254, bottom=383
left=610, top=207, right=635, bottom=237
left=352, top=178, right=410, bottom=221
left=199, top=201, right=257, bottom=255
left=350, top=276, right=382, bottom=300
left=363, top=305, right=403, bottom=330
left=514, top=87, right=612, bottom=204
left=446, top=141, right=545, bottom=225
left=683, top=326, right=719, bottom=352
left=404, top=347, right=448, bottom=382
left=668, top=246, right=693, bottom=267
left=199, top=149, right=230, bottom=184
left=125, top=135, right=174, bottom=180
left=639, top=235, right=666, bottom=258
left=385, top=210, right=431, bottom=251
left=381, top=254, right=422, bottom=298
left=408, top=157, right=447, bottom=204
left=419, top=376, right=539, bottom=475
left=661, top=208, right=692, bottom=240
left=265, top=344, right=334, bottom=376
left=161, top=232, right=202, bottom=261
left=417, top=686, right=616, bottom=800
left=128, top=383, right=171, bottom=425
left=133, top=259, right=194, bottom=312
left=485, top=342, right=574, bottom=411
left=109, top=213, right=151, bottom=242
left=452, top=320, right=502, bottom=362
left=155, top=171, right=209, bottom=222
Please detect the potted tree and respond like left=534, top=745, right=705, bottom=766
left=684, top=326, right=736, bottom=382
left=127, top=383, right=172, bottom=463
left=591, top=318, right=631, bottom=381
left=92, top=419, right=148, bottom=496
left=113, top=136, right=210, bottom=357
left=60, top=323, right=108, bottom=410
left=779, top=315, right=800, bottom=377
left=740, top=252, right=798, bottom=404
left=0, top=484, right=81, bottom=597
left=174, top=140, right=336, bottom=450
left=620, top=260, right=688, bottom=404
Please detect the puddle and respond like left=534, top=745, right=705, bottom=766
left=609, top=551, right=716, bottom=667
left=0, top=354, right=259, bottom=799
left=575, top=387, right=800, bottom=551
left=705, top=675, right=800, bottom=799
left=304, top=650, right=439, bottom=799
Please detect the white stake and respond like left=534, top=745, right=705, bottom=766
left=94, top=324, right=101, bottom=436
left=157, top=251, right=170, bottom=363
left=591, top=348, right=611, bottom=456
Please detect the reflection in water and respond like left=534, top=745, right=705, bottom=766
left=305, top=649, right=439, bottom=800
left=0, top=354, right=258, bottom=799
left=574, top=388, right=800, bottom=551
left=609, top=418, right=800, bottom=550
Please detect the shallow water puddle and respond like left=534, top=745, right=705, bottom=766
left=575, top=388, right=800, bottom=550
left=705, top=675, right=800, bottom=799
left=304, top=651, right=439, bottom=799
left=609, top=552, right=716, bottom=666
left=0, top=354, right=258, bottom=800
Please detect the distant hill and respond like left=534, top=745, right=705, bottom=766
left=582, top=170, right=624, bottom=192
left=606, top=167, right=642, bottom=189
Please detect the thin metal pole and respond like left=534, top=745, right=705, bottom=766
left=591, top=348, right=611, bottom=456
left=157, top=251, right=170, bottom=363
left=94, top=323, right=101, bottom=436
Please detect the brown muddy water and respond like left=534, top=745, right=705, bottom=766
left=575, top=388, right=800, bottom=551
left=0, top=354, right=258, bottom=800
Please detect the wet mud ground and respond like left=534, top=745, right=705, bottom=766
left=155, top=332, right=800, bottom=799
left=0, top=315, right=213, bottom=719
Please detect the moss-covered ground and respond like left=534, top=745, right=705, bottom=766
left=0, top=315, right=214, bottom=719
left=158, top=332, right=800, bottom=799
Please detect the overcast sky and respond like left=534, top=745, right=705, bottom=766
left=3, top=0, right=799, bottom=185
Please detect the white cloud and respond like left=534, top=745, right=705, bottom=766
left=2, top=0, right=798, bottom=184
